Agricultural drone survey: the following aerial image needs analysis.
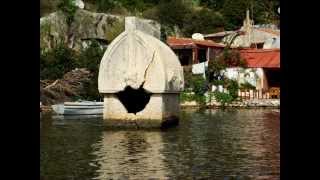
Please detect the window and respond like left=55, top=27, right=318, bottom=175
left=198, top=48, right=207, bottom=63
left=250, top=43, right=264, bottom=49
left=175, top=49, right=193, bottom=66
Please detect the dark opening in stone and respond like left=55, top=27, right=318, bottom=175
left=116, top=85, right=151, bottom=114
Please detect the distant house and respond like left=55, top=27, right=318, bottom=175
left=166, top=37, right=225, bottom=66
left=204, top=10, right=280, bottom=49
left=223, top=48, right=280, bottom=91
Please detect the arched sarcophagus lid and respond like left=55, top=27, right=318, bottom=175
left=98, top=30, right=184, bottom=93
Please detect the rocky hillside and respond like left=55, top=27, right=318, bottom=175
left=40, top=4, right=166, bottom=103
left=40, top=9, right=124, bottom=52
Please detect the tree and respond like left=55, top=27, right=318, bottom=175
left=183, top=8, right=225, bottom=36
left=200, top=0, right=225, bottom=10
left=77, top=40, right=105, bottom=100
left=57, top=0, right=78, bottom=25
left=95, top=0, right=116, bottom=12
left=155, top=0, right=192, bottom=28
left=222, top=0, right=280, bottom=30
left=207, top=48, right=246, bottom=83
left=40, top=44, right=77, bottom=80
left=222, top=0, right=249, bottom=30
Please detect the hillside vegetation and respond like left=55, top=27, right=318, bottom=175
left=40, top=0, right=279, bottom=104
left=41, top=0, right=280, bottom=37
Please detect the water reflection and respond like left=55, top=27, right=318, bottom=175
left=40, top=109, right=279, bottom=179
left=92, top=131, right=168, bottom=179
left=40, top=116, right=103, bottom=180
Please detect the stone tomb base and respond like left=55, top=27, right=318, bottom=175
left=103, top=93, right=180, bottom=129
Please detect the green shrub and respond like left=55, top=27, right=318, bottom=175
left=77, top=40, right=104, bottom=73
left=207, top=58, right=226, bottom=83
left=96, top=0, right=116, bottom=12
left=77, top=40, right=105, bottom=100
left=81, top=75, right=102, bottom=101
left=219, top=48, right=247, bottom=67
left=40, top=44, right=77, bottom=80
left=104, top=18, right=125, bottom=43
left=224, top=78, right=239, bottom=99
left=57, top=0, right=78, bottom=25
left=182, top=74, right=208, bottom=106
left=212, top=79, right=224, bottom=86
left=214, top=91, right=233, bottom=107
left=180, top=91, right=194, bottom=102
left=190, top=75, right=207, bottom=96
left=183, top=68, right=193, bottom=89
left=207, top=48, right=246, bottom=83
left=240, top=82, right=256, bottom=90
left=40, top=40, right=105, bottom=100
left=182, top=8, right=225, bottom=37
left=144, top=0, right=192, bottom=29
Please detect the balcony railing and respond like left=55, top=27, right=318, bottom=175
left=238, top=87, right=280, bottom=100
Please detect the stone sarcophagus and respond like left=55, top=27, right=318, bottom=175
left=98, top=17, right=184, bottom=128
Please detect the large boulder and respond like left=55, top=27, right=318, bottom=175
left=68, top=9, right=124, bottom=50
left=40, top=11, right=69, bottom=50
left=40, top=9, right=125, bottom=51
left=40, top=9, right=164, bottom=52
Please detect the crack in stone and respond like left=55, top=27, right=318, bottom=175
left=95, top=15, right=104, bottom=37
left=141, top=51, right=156, bottom=87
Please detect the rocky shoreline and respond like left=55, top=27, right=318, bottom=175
left=41, top=99, right=280, bottom=114
left=181, top=99, right=280, bottom=108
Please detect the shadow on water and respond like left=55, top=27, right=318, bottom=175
left=40, top=109, right=279, bottom=179
left=40, top=113, right=104, bottom=180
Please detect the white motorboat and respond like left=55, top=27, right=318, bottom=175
left=52, top=101, right=103, bottom=115
left=52, top=114, right=103, bottom=120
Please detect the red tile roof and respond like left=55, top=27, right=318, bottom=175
left=167, top=37, right=225, bottom=49
left=239, top=48, right=280, bottom=68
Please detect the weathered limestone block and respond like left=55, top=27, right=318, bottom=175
left=40, top=11, right=69, bottom=50
left=125, top=16, right=161, bottom=39
left=98, top=18, right=183, bottom=128
left=99, top=30, right=183, bottom=93
left=103, top=94, right=180, bottom=128
left=69, top=9, right=124, bottom=50
left=40, top=9, right=124, bottom=51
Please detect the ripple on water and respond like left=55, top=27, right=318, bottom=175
left=40, top=109, right=279, bottom=179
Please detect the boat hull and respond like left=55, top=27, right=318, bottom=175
left=52, top=103, right=103, bottom=115
left=63, top=108, right=103, bottom=115
left=52, top=114, right=103, bottom=120
left=64, top=102, right=104, bottom=106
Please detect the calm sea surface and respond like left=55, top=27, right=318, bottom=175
left=40, top=108, right=279, bottom=180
